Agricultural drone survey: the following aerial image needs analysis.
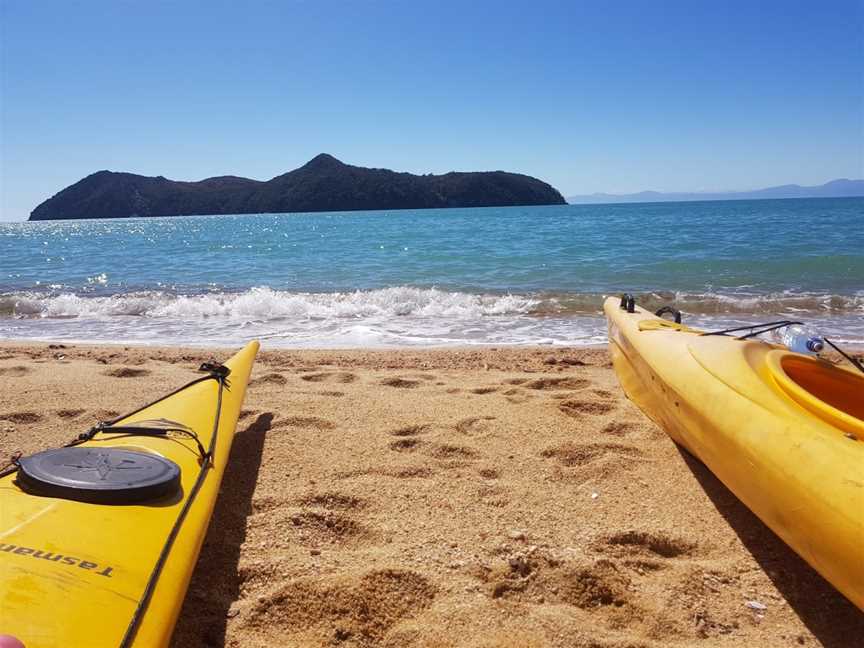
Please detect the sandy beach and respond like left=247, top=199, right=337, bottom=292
left=1, top=342, right=861, bottom=647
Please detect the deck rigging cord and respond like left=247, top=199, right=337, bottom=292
left=0, top=361, right=230, bottom=479
left=700, top=320, right=804, bottom=339
left=117, top=360, right=231, bottom=648
left=0, top=359, right=235, bottom=647
left=620, top=294, right=864, bottom=376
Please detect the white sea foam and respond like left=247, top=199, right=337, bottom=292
left=7, top=287, right=861, bottom=321
left=0, top=287, right=860, bottom=347
left=5, top=287, right=540, bottom=320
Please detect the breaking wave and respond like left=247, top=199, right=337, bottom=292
left=0, top=287, right=540, bottom=320
left=1, top=286, right=862, bottom=321
left=538, top=291, right=864, bottom=316
left=0, top=286, right=860, bottom=347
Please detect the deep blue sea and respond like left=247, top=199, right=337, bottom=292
left=1, top=197, right=861, bottom=346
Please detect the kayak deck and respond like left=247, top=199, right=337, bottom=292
left=604, top=299, right=864, bottom=611
left=0, top=341, right=259, bottom=648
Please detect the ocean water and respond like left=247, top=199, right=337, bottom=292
left=0, top=198, right=861, bottom=347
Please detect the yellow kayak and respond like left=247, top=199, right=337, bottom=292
left=0, top=341, right=259, bottom=647
left=604, top=297, right=863, bottom=610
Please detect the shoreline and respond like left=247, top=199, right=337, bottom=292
left=1, top=343, right=861, bottom=646
left=2, top=339, right=860, bottom=355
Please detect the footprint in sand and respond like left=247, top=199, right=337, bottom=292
left=393, top=466, right=435, bottom=479
left=103, top=367, right=151, bottom=378
left=334, top=465, right=436, bottom=480
left=524, top=377, right=591, bottom=391
left=272, top=416, right=336, bottom=431
left=604, top=530, right=697, bottom=559
left=559, top=357, right=589, bottom=367
left=427, top=443, right=479, bottom=460
left=250, top=372, right=288, bottom=386
left=476, top=483, right=509, bottom=508
left=243, top=569, right=436, bottom=641
left=381, top=377, right=421, bottom=389
left=665, top=569, right=743, bottom=639
left=455, top=416, right=496, bottom=435
left=470, top=386, right=498, bottom=395
left=285, top=510, right=367, bottom=545
left=482, top=551, right=634, bottom=615
left=92, top=409, right=120, bottom=421
left=390, top=423, right=435, bottom=437
left=300, top=372, right=357, bottom=384
left=540, top=442, right=644, bottom=467
left=0, top=366, right=29, bottom=377
left=55, top=409, right=86, bottom=419
left=0, top=412, right=43, bottom=424
left=390, top=437, right=424, bottom=452
left=558, top=399, right=616, bottom=417
left=502, top=388, right=532, bottom=404
left=279, top=489, right=372, bottom=549
left=601, top=421, right=636, bottom=436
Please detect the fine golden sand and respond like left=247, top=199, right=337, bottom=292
left=0, top=342, right=861, bottom=647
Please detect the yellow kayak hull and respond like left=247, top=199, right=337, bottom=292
left=604, top=298, right=864, bottom=610
left=0, top=341, right=259, bottom=647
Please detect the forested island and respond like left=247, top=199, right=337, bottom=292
left=30, top=154, right=566, bottom=220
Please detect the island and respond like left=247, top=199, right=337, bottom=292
left=29, top=154, right=566, bottom=220
left=566, top=178, right=864, bottom=204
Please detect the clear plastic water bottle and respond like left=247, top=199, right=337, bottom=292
left=770, top=325, right=825, bottom=354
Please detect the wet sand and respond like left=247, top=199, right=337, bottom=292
left=0, top=342, right=861, bottom=647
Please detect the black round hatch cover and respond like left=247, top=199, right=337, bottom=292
left=16, top=447, right=181, bottom=504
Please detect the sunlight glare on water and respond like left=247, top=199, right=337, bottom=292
left=1, top=199, right=861, bottom=346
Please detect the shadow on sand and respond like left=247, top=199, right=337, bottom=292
left=676, top=446, right=863, bottom=646
left=170, top=412, right=273, bottom=648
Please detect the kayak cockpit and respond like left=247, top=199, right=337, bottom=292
left=687, top=338, right=864, bottom=438
left=767, top=352, right=864, bottom=437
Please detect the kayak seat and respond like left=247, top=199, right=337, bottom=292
left=779, top=355, right=864, bottom=421
left=767, top=352, right=864, bottom=436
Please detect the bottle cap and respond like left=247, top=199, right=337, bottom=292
left=807, top=337, right=824, bottom=353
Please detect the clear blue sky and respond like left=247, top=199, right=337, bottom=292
left=1, top=0, right=861, bottom=220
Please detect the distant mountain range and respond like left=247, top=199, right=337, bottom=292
left=29, top=154, right=566, bottom=221
left=566, top=179, right=864, bottom=204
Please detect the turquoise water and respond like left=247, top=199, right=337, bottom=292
left=1, top=197, right=861, bottom=346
